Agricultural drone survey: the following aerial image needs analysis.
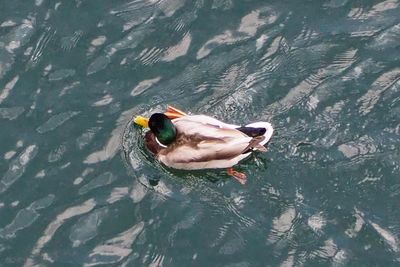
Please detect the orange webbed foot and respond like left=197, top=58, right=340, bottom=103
left=227, top=167, right=247, bottom=185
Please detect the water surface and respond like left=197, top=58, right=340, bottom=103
left=1, top=0, right=400, bottom=266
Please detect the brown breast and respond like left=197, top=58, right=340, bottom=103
left=144, top=131, right=164, bottom=155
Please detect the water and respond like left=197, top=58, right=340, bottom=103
left=1, top=0, right=400, bottom=266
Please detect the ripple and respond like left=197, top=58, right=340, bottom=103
left=2, top=0, right=400, bottom=265
left=369, top=222, right=399, bottom=252
left=0, top=75, right=19, bottom=104
left=86, top=55, right=111, bottom=75
left=358, top=68, right=400, bottom=115
left=324, top=0, right=349, bottom=8
left=1, top=19, right=35, bottom=53
left=78, top=172, right=117, bottom=195
left=315, top=238, right=338, bottom=259
left=219, top=236, right=245, bottom=255
left=267, top=207, right=297, bottom=244
left=1, top=208, right=39, bottom=239
left=159, top=0, right=186, bottom=17
left=24, top=199, right=96, bottom=267
left=0, top=194, right=54, bottom=239
left=130, top=77, right=162, bottom=97
left=61, top=30, right=83, bottom=51
left=197, top=7, right=279, bottom=59
left=0, top=20, right=18, bottom=28
left=92, top=94, right=113, bottom=107
left=136, top=47, right=164, bottom=65
left=345, top=0, right=399, bottom=37
left=212, top=0, right=234, bottom=10
left=195, top=63, right=248, bottom=112
left=308, top=48, right=358, bottom=104
left=110, top=0, right=157, bottom=31
left=161, top=32, right=192, bottom=62
left=349, top=0, right=399, bottom=20
left=48, top=69, right=76, bottom=81
left=84, top=107, right=137, bottom=164
left=0, top=18, right=36, bottom=74
left=345, top=209, right=365, bottom=238
left=35, top=0, right=44, bottom=6
left=307, top=213, right=327, bottom=233
left=87, top=24, right=154, bottom=75
left=69, top=207, right=109, bottom=247
left=294, top=26, right=320, bottom=48
left=77, top=127, right=101, bottom=150
left=0, top=144, right=38, bottom=194
left=91, top=36, right=107, bottom=47
left=0, top=106, right=24, bottom=120
left=168, top=4, right=200, bottom=33
left=209, top=221, right=232, bottom=248
left=168, top=206, right=203, bottom=246
left=130, top=179, right=148, bottom=203
left=356, top=208, right=400, bottom=253
left=107, top=187, right=129, bottom=204
left=265, top=47, right=357, bottom=115
left=27, top=27, right=55, bottom=68
left=338, top=135, right=378, bottom=159
left=47, top=143, right=66, bottom=163
left=257, top=35, right=284, bottom=68
left=36, top=111, right=80, bottom=134
left=84, top=221, right=144, bottom=266
left=368, top=23, right=400, bottom=51
left=4, top=150, right=16, bottom=160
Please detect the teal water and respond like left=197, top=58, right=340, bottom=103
left=1, top=0, right=400, bottom=266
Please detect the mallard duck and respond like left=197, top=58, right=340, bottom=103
left=134, top=106, right=273, bottom=184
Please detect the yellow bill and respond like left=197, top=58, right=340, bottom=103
left=134, top=116, right=149, bottom=128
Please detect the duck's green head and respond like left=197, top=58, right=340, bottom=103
left=149, top=113, right=177, bottom=145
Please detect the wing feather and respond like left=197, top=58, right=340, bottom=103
left=163, top=136, right=251, bottom=162
left=157, top=117, right=267, bottom=169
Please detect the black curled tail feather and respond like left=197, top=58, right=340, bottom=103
left=242, top=136, right=267, bottom=154
left=236, top=126, right=266, bottom=137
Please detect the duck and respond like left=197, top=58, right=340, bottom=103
left=134, top=106, right=273, bottom=184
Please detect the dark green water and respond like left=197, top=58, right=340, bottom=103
left=1, top=0, right=400, bottom=266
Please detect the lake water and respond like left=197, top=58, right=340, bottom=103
left=1, top=0, right=400, bottom=266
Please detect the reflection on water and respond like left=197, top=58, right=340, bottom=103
left=1, top=0, right=400, bottom=266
